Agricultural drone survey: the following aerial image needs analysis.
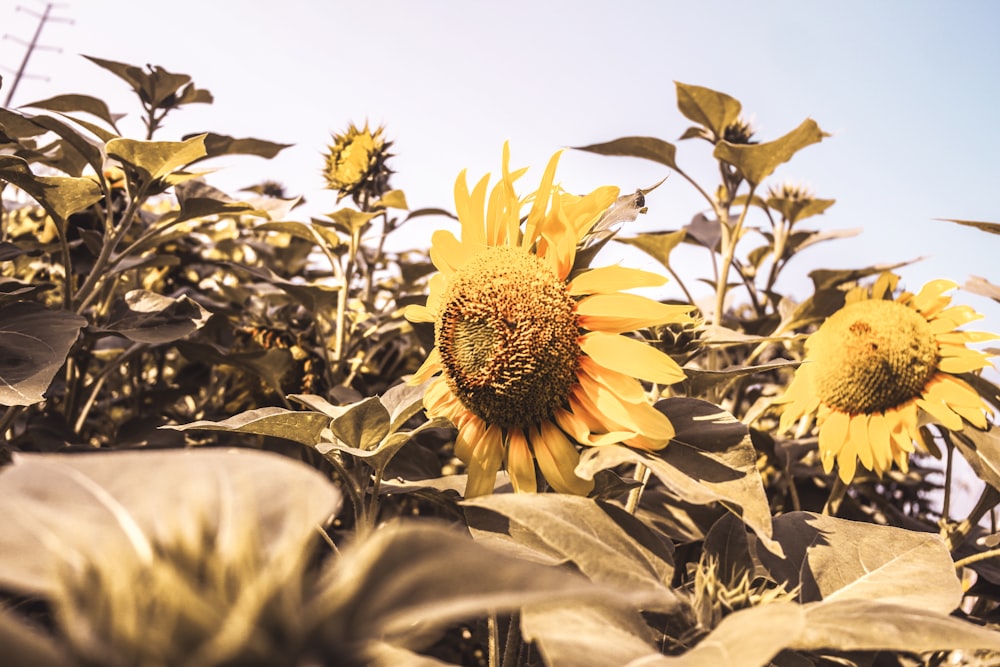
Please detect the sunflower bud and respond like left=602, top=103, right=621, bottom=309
left=322, top=122, right=393, bottom=205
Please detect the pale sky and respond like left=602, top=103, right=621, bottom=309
left=2, top=0, right=999, bottom=318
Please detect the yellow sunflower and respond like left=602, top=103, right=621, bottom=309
left=779, top=273, right=997, bottom=483
left=323, top=122, right=392, bottom=203
left=405, top=144, right=694, bottom=497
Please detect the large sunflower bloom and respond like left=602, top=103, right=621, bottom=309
left=779, top=273, right=997, bottom=483
left=405, top=144, right=693, bottom=497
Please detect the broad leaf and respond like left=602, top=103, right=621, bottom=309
left=104, top=289, right=210, bottom=344
left=681, top=359, right=801, bottom=397
left=616, top=229, right=687, bottom=271
left=0, top=155, right=104, bottom=221
left=329, top=396, right=391, bottom=451
left=0, top=302, right=86, bottom=407
left=796, top=599, right=1000, bottom=653
left=107, top=134, right=208, bottom=183
left=713, top=119, right=827, bottom=186
left=675, top=81, right=743, bottom=141
left=574, top=136, right=678, bottom=170
left=464, top=494, right=677, bottom=605
left=22, top=93, right=122, bottom=130
left=166, top=407, right=331, bottom=446
left=757, top=512, right=962, bottom=613
left=0, top=448, right=342, bottom=597
left=192, top=132, right=292, bottom=161
left=0, top=606, right=67, bottom=667
left=579, top=398, right=781, bottom=555
left=964, top=275, right=1000, bottom=303
left=522, top=603, right=660, bottom=667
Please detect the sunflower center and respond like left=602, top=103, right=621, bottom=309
left=436, top=246, right=581, bottom=428
left=809, top=299, right=939, bottom=414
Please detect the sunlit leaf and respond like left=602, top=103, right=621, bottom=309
left=574, top=136, right=678, bottom=170
left=254, top=220, right=343, bottom=250
left=767, top=196, right=836, bottom=225
left=0, top=448, right=341, bottom=597
left=951, top=424, right=1000, bottom=493
left=23, top=113, right=107, bottom=175
left=317, top=521, right=621, bottom=649
left=674, top=81, right=742, bottom=141
left=22, top=93, right=123, bottom=132
left=103, top=290, right=210, bottom=344
left=713, top=119, right=827, bottom=186
left=796, top=599, right=1000, bottom=653
left=808, top=258, right=921, bottom=292
left=964, top=275, right=1000, bottom=303
left=374, top=189, right=409, bottom=210
left=165, top=407, right=331, bottom=446
left=0, top=155, right=104, bottom=221
left=522, top=603, right=660, bottom=667
left=189, top=132, right=292, bottom=162
left=0, top=302, right=86, bottom=407
left=107, top=134, right=208, bottom=183
left=325, top=208, right=380, bottom=234
left=464, top=494, right=678, bottom=605
left=936, top=218, right=1000, bottom=235
left=757, top=512, right=962, bottom=613
left=616, top=229, right=687, bottom=271
left=330, top=396, right=391, bottom=451
left=223, top=262, right=343, bottom=312
left=681, top=359, right=801, bottom=397
left=380, top=379, right=433, bottom=431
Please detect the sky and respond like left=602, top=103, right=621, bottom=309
left=1, top=0, right=999, bottom=310
left=2, top=0, right=999, bottom=510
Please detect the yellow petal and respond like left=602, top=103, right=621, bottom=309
left=506, top=428, right=537, bottom=493
left=532, top=421, right=594, bottom=495
left=429, top=229, right=465, bottom=275
left=464, top=424, right=504, bottom=498
left=578, top=355, right=645, bottom=404
left=410, top=347, right=442, bottom=384
left=554, top=403, right=633, bottom=447
left=454, top=169, right=489, bottom=248
left=938, top=350, right=992, bottom=374
left=576, top=371, right=674, bottom=447
left=867, top=412, right=892, bottom=474
left=523, top=150, right=562, bottom=247
left=916, top=397, right=964, bottom=431
left=577, top=293, right=694, bottom=334
left=567, top=265, right=667, bottom=296
left=911, top=279, right=957, bottom=316
left=850, top=413, right=874, bottom=471
left=403, top=304, right=436, bottom=323
left=580, top=331, right=686, bottom=386
left=818, top=409, right=850, bottom=459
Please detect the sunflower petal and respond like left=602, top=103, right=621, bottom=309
left=429, top=229, right=465, bottom=274
left=580, top=331, right=686, bottom=386
left=578, top=355, right=645, bottom=404
left=455, top=169, right=489, bottom=248
left=577, top=293, right=694, bottom=334
left=410, top=347, right=442, bottom=384
left=532, top=422, right=594, bottom=495
left=850, top=413, right=874, bottom=471
left=523, top=150, right=562, bottom=247
left=567, top=265, right=667, bottom=296
left=506, top=428, right=537, bottom=493
left=916, top=397, right=964, bottom=431
left=867, top=412, right=893, bottom=474
left=403, top=304, right=436, bottom=324
left=464, top=424, right=504, bottom=497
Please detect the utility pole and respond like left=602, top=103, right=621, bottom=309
left=2, top=2, right=73, bottom=107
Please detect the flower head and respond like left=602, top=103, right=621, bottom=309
left=405, top=144, right=694, bottom=497
left=779, top=273, right=997, bottom=483
left=323, top=122, right=393, bottom=204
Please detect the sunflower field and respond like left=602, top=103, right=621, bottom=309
left=3, top=57, right=1000, bottom=667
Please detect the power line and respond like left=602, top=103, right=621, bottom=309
left=2, top=2, right=73, bottom=107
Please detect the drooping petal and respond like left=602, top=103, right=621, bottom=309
left=554, top=402, right=633, bottom=447
left=576, top=371, right=674, bottom=447
left=580, top=331, right=686, bottom=386
left=577, top=293, right=694, bottom=334
left=506, top=428, right=537, bottom=493
left=567, top=265, right=667, bottom=296
left=409, top=347, right=442, bottom=384
left=867, top=412, right=893, bottom=474
left=523, top=150, right=562, bottom=248
left=464, top=424, right=505, bottom=498
left=531, top=421, right=594, bottom=495
left=850, top=413, right=874, bottom=471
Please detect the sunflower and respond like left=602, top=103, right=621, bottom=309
left=322, top=122, right=392, bottom=204
left=405, top=144, right=694, bottom=497
left=778, top=273, right=997, bottom=483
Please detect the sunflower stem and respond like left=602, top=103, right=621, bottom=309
left=488, top=612, right=500, bottom=667
left=625, top=463, right=651, bottom=515
left=954, top=547, right=1000, bottom=570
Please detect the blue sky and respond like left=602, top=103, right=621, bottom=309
left=2, top=0, right=999, bottom=317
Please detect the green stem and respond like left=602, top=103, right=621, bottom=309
left=625, top=463, right=651, bottom=514
left=822, top=476, right=848, bottom=516
left=711, top=187, right=756, bottom=327
left=954, top=547, right=1000, bottom=570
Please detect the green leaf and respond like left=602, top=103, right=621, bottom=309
left=0, top=606, right=68, bottom=667
left=103, top=289, right=210, bottom=344
left=176, top=342, right=294, bottom=398
left=380, top=380, right=431, bottom=432
left=318, top=417, right=450, bottom=471
left=223, top=262, right=343, bottom=312
left=521, top=603, right=660, bottom=667
left=768, top=196, right=836, bottom=225
left=0, top=155, right=104, bottom=221
left=329, top=396, right=391, bottom=451
left=573, top=136, right=678, bottom=170
left=577, top=398, right=781, bottom=556
left=674, top=81, right=743, bottom=141
left=464, top=494, right=677, bottom=605
left=253, top=220, right=343, bottom=250
left=325, top=208, right=380, bottom=234
left=374, top=189, right=409, bottom=210
left=964, top=275, right=1000, bottom=303
left=174, top=197, right=264, bottom=225
left=757, top=512, right=962, bottom=613
left=24, top=113, right=107, bottom=175
left=316, top=521, right=619, bottom=651
left=936, top=218, right=1000, bottom=235
left=681, top=359, right=802, bottom=397
left=22, top=93, right=123, bottom=132
left=0, top=302, right=87, bottom=407
left=193, top=132, right=292, bottom=162
left=106, top=134, right=208, bottom=183
left=0, top=448, right=341, bottom=597
left=951, top=424, right=1000, bottom=492
left=796, top=599, right=1000, bottom=653
left=165, top=407, right=331, bottom=446
left=616, top=229, right=687, bottom=271
left=713, top=119, right=828, bottom=186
